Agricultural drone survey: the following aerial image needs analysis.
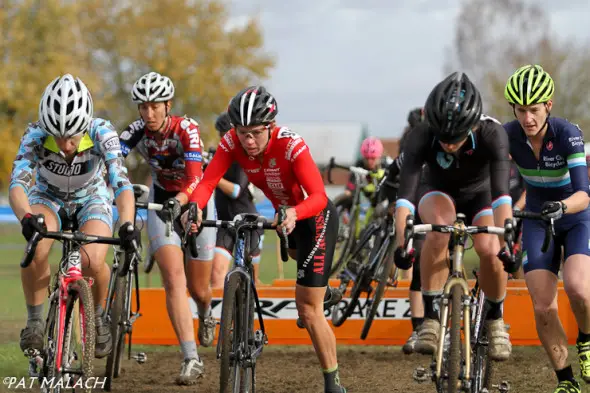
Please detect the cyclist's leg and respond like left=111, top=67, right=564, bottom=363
left=147, top=205, right=203, bottom=383
left=467, top=195, right=511, bottom=361
left=293, top=200, right=345, bottom=393
left=561, top=220, right=590, bottom=382
left=20, top=191, right=59, bottom=351
left=403, top=233, right=424, bottom=354
left=211, top=226, right=233, bottom=289
left=186, top=196, right=215, bottom=347
left=251, top=231, right=266, bottom=286
left=414, top=189, right=455, bottom=354
left=523, top=220, right=572, bottom=383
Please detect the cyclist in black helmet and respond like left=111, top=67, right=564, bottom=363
left=392, top=72, right=514, bottom=361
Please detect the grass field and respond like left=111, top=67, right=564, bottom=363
left=0, top=222, right=480, bottom=387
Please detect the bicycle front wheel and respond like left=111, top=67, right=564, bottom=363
left=220, top=273, right=253, bottom=393
left=59, top=278, right=95, bottom=393
left=447, top=285, right=463, bottom=393
left=105, top=273, right=130, bottom=390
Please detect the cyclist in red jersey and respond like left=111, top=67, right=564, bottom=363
left=188, top=86, right=346, bottom=393
left=119, top=72, right=216, bottom=385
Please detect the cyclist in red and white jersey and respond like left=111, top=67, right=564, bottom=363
left=119, top=72, right=216, bottom=385
left=189, top=86, right=347, bottom=393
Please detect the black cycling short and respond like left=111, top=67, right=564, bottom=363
left=417, top=183, right=492, bottom=226
left=287, top=199, right=338, bottom=287
left=216, top=226, right=263, bottom=258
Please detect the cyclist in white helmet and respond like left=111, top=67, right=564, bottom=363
left=9, top=74, right=137, bottom=359
left=119, top=71, right=216, bottom=385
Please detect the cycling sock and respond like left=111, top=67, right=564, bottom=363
left=578, top=330, right=590, bottom=343
left=485, top=298, right=504, bottom=320
left=411, top=317, right=424, bottom=331
left=26, top=304, right=44, bottom=324
left=555, top=365, right=575, bottom=383
left=180, top=340, right=198, bottom=361
left=323, top=365, right=344, bottom=392
left=197, top=302, right=211, bottom=319
left=422, top=291, right=443, bottom=321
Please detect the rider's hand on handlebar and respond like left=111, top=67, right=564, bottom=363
left=21, top=213, right=46, bottom=241
left=118, top=222, right=141, bottom=251
left=541, top=201, right=565, bottom=221
left=181, top=205, right=203, bottom=233
left=394, top=246, right=415, bottom=270
left=157, top=197, right=181, bottom=222
left=497, top=247, right=522, bottom=274
left=277, top=207, right=297, bottom=235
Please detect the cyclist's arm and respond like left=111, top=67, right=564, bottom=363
left=118, top=119, right=144, bottom=159
left=176, top=118, right=204, bottom=205
left=217, top=163, right=249, bottom=199
left=561, top=124, right=590, bottom=213
left=189, top=134, right=234, bottom=208
left=514, top=190, right=526, bottom=211
left=9, top=126, right=42, bottom=220
left=486, top=123, right=512, bottom=245
left=96, top=122, right=135, bottom=223
left=394, top=125, right=428, bottom=247
left=292, top=142, right=328, bottom=220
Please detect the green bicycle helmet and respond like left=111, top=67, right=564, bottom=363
left=504, top=64, right=554, bottom=106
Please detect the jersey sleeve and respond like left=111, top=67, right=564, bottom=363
left=290, top=137, right=328, bottom=220
left=93, top=119, right=133, bottom=198
left=561, top=122, right=589, bottom=195
left=395, top=124, right=429, bottom=214
left=177, top=117, right=204, bottom=198
left=119, top=119, right=145, bottom=158
left=486, top=123, right=512, bottom=209
left=10, top=124, right=44, bottom=193
left=189, top=131, right=235, bottom=208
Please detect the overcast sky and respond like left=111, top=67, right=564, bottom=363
left=228, top=0, right=590, bottom=138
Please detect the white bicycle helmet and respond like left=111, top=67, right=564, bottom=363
left=131, top=72, right=175, bottom=103
left=38, top=74, right=93, bottom=138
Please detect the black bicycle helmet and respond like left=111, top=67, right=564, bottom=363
left=215, top=112, right=232, bottom=134
left=424, top=72, right=482, bottom=144
left=227, top=86, right=278, bottom=127
left=407, top=107, right=424, bottom=129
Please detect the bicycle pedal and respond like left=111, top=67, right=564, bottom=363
left=23, top=348, right=41, bottom=357
left=412, top=366, right=430, bottom=383
left=132, top=352, right=147, bottom=364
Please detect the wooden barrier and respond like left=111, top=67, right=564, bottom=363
left=130, top=279, right=577, bottom=346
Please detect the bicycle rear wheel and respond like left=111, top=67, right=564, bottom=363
left=40, top=297, right=59, bottom=393
left=59, top=278, right=95, bottom=393
left=360, top=239, right=394, bottom=340
left=104, top=273, right=129, bottom=390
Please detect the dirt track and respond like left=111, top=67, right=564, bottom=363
left=101, top=346, right=581, bottom=393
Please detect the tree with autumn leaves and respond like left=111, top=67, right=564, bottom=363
left=0, top=0, right=274, bottom=188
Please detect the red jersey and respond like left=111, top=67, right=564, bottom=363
left=190, top=126, right=327, bottom=220
left=120, top=115, right=203, bottom=198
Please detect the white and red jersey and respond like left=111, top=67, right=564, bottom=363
left=190, top=126, right=327, bottom=220
left=120, top=115, right=203, bottom=198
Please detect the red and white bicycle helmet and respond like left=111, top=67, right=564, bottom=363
left=360, top=137, right=384, bottom=159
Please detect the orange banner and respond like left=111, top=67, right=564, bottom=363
left=131, top=279, right=576, bottom=346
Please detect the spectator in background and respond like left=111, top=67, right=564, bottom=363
left=210, top=112, right=265, bottom=288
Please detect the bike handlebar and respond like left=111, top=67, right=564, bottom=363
left=513, top=210, right=554, bottom=253
left=200, top=205, right=290, bottom=262
left=20, top=215, right=127, bottom=268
